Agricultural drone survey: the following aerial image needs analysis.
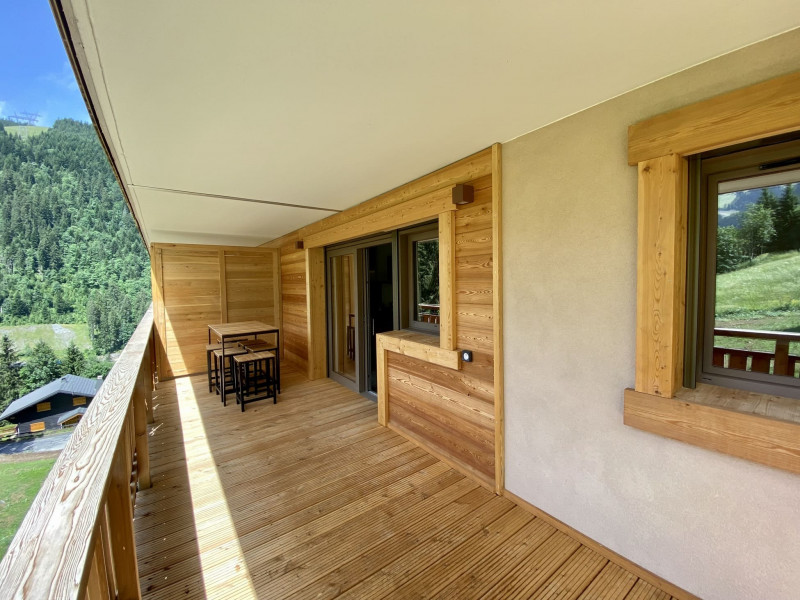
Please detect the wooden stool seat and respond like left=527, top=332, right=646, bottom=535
left=238, top=339, right=281, bottom=393
left=233, top=351, right=277, bottom=411
left=239, top=340, right=272, bottom=351
left=213, top=347, right=247, bottom=403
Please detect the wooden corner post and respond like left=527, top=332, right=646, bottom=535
left=306, top=246, right=327, bottom=380
left=635, top=154, right=688, bottom=398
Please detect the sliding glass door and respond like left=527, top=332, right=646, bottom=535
left=326, top=234, right=398, bottom=397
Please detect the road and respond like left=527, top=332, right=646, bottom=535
left=0, top=431, right=71, bottom=455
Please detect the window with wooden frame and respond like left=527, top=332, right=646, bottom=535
left=624, top=71, right=800, bottom=475
left=399, top=222, right=440, bottom=334
left=73, top=396, right=87, bottom=406
left=687, top=136, right=800, bottom=399
left=36, top=401, right=51, bottom=413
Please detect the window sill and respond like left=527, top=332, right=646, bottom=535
left=623, top=385, right=800, bottom=475
left=376, top=330, right=461, bottom=370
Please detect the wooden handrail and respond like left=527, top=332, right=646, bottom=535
left=714, top=328, right=800, bottom=342
left=0, top=306, right=155, bottom=599
left=713, top=327, right=799, bottom=377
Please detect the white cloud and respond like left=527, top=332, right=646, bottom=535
left=0, top=101, right=6, bottom=118
left=41, top=61, right=79, bottom=93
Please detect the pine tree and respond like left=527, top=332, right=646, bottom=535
left=0, top=335, right=21, bottom=415
left=63, top=342, right=86, bottom=376
left=22, top=341, right=63, bottom=392
left=773, top=184, right=800, bottom=251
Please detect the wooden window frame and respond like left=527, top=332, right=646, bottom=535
left=624, top=71, right=800, bottom=475
left=36, top=402, right=51, bottom=413
left=399, top=222, right=441, bottom=335
left=692, top=140, right=800, bottom=397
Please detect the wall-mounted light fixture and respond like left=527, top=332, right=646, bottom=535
left=452, top=184, right=474, bottom=205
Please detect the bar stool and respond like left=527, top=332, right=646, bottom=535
left=206, top=343, right=222, bottom=392
left=213, top=346, right=247, bottom=405
left=232, top=351, right=277, bottom=412
left=239, top=338, right=281, bottom=393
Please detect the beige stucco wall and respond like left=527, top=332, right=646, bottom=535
left=503, top=29, right=800, bottom=600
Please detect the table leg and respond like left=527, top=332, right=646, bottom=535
left=276, top=331, right=281, bottom=393
left=221, top=336, right=227, bottom=406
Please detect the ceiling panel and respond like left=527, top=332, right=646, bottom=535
left=132, top=187, right=336, bottom=246
left=66, top=1, right=800, bottom=245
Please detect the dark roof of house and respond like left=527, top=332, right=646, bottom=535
left=0, top=375, right=102, bottom=421
left=57, top=406, right=87, bottom=425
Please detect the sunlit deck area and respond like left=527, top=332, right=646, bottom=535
left=136, top=367, right=675, bottom=600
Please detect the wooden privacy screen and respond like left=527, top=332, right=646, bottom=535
left=151, top=243, right=280, bottom=379
left=263, top=145, right=504, bottom=492
left=280, top=247, right=308, bottom=372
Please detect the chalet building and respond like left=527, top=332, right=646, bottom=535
left=0, top=4, right=799, bottom=600
left=0, top=375, right=101, bottom=434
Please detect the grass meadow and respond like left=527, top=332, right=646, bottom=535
left=0, top=456, right=56, bottom=559
left=0, top=323, right=91, bottom=353
left=714, top=251, right=800, bottom=356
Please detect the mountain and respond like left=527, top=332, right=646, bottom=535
left=0, top=119, right=150, bottom=353
left=718, top=183, right=800, bottom=228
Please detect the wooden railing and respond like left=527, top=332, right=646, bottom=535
left=0, top=306, right=156, bottom=599
left=713, top=328, right=800, bottom=377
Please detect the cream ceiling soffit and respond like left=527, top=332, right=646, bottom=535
left=55, top=1, right=800, bottom=247
left=128, top=185, right=341, bottom=214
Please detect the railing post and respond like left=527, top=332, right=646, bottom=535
left=106, top=415, right=142, bottom=600
left=86, top=523, right=113, bottom=600
left=775, top=340, right=790, bottom=376
left=134, top=358, right=151, bottom=490
left=146, top=332, right=156, bottom=424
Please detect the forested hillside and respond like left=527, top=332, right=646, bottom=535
left=0, top=119, right=150, bottom=353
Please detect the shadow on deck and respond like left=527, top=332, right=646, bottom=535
left=135, top=366, right=676, bottom=599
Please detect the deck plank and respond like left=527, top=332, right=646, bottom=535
left=136, top=367, right=680, bottom=599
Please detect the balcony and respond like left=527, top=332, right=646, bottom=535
left=0, top=309, right=678, bottom=599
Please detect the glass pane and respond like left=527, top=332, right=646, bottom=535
left=713, top=170, right=800, bottom=378
left=413, top=239, right=439, bottom=324
left=330, top=254, right=356, bottom=382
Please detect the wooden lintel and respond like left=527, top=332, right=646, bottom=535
left=628, top=71, right=800, bottom=164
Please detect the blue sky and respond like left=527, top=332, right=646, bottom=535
left=0, top=0, right=90, bottom=126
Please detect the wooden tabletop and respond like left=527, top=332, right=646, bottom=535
left=209, top=321, right=279, bottom=339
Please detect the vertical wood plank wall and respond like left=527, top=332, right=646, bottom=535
left=263, top=146, right=502, bottom=491
left=280, top=247, right=309, bottom=373
left=151, top=243, right=280, bottom=379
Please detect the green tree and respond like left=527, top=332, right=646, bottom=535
left=773, top=184, right=800, bottom=251
left=738, top=202, right=775, bottom=259
left=62, top=342, right=86, bottom=376
left=716, top=226, right=744, bottom=273
left=81, top=351, right=112, bottom=379
left=0, top=335, right=21, bottom=415
left=416, top=239, right=439, bottom=305
left=757, top=188, right=778, bottom=213
left=22, top=341, right=63, bottom=392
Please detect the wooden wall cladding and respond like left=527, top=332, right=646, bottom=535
left=387, top=184, right=496, bottom=489
left=151, top=244, right=279, bottom=379
left=263, top=146, right=502, bottom=491
left=280, top=247, right=309, bottom=371
left=388, top=352, right=495, bottom=487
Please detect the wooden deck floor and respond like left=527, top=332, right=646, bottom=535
left=136, top=367, right=677, bottom=600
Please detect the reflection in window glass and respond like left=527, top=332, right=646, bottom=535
left=413, top=239, right=439, bottom=324
left=713, top=171, right=800, bottom=378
